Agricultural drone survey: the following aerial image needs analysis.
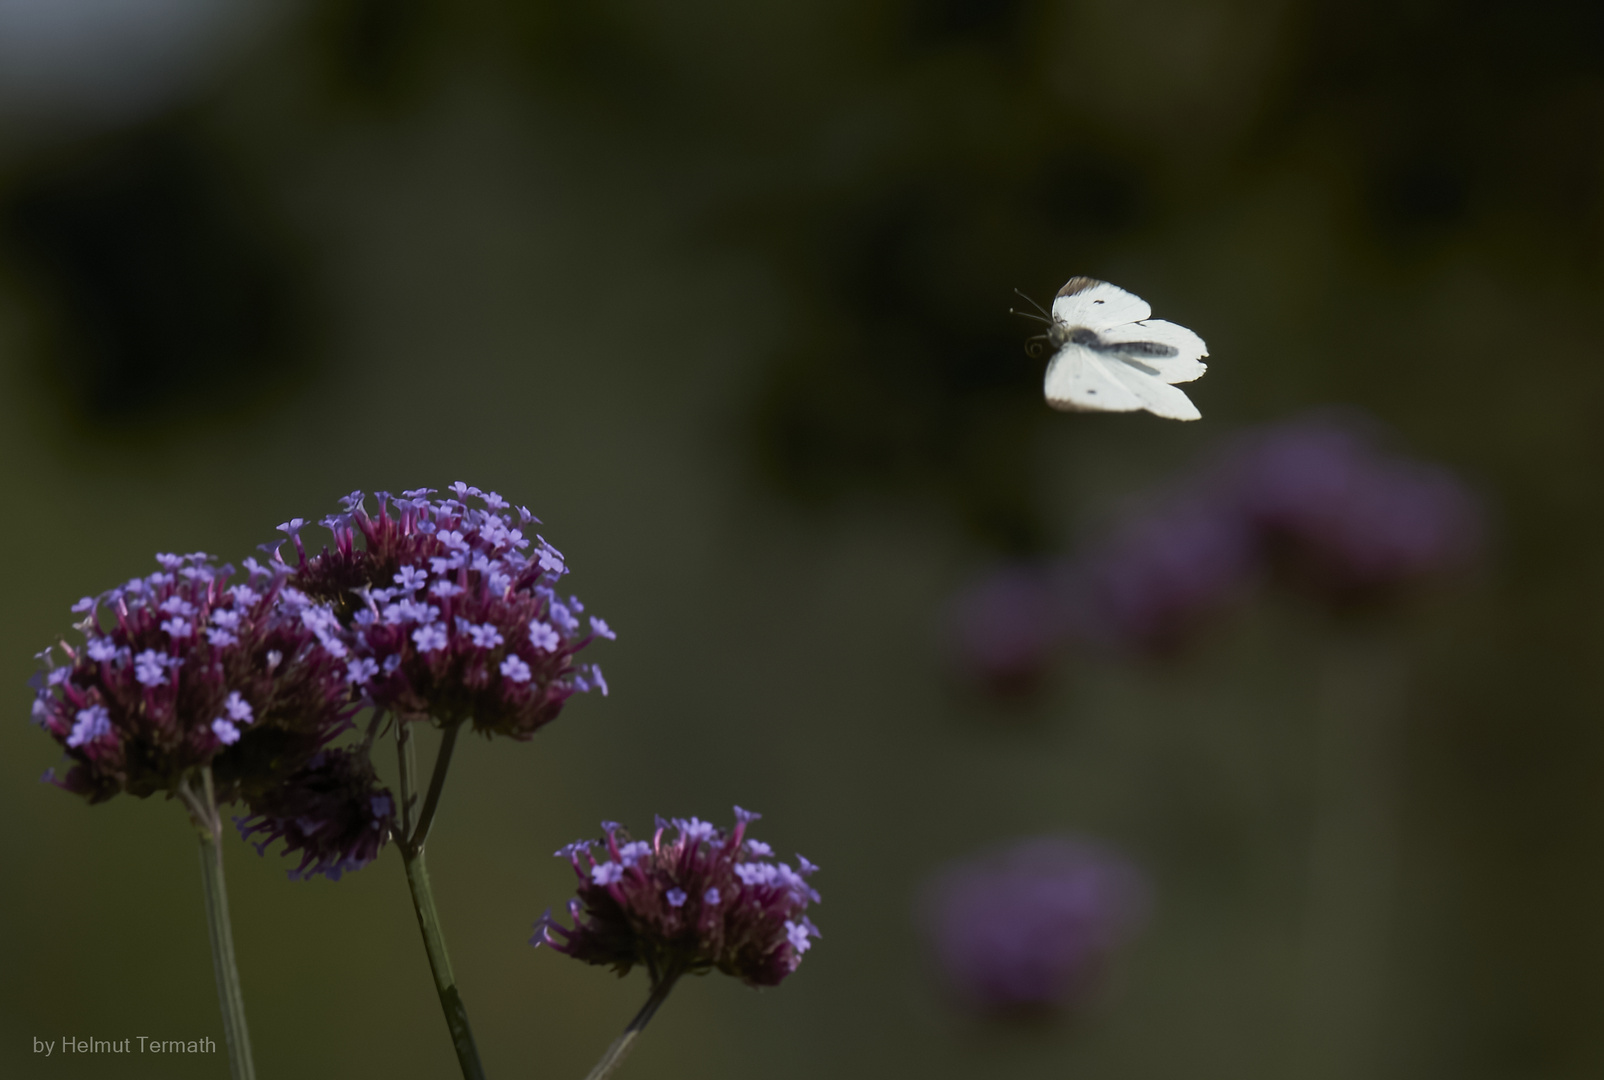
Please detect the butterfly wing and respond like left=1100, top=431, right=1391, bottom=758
left=1102, top=356, right=1201, bottom=420
left=1051, top=278, right=1150, bottom=331
left=1096, top=319, right=1209, bottom=384
left=1044, top=344, right=1202, bottom=420
left=1044, top=344, right=1147, bottom=413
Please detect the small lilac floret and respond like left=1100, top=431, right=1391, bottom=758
left=593, top=862, right=625, bottom=885
left=467, top=622, right=504, bottom=649
left=133, top=650, right=168, bottom=687
left=67, top=705, right=112, bottom=748
left=667, top=888, right=688, bottom=907
left=500, top=655, right=532, bottom=682
left=224, top=691, right=254, bottom=724
left=704, top=887, right=721, bottom=905
left=529, top=621, right=560, bottom=652
left=785, top=921, right=812, bottom=953
left=413, top=624, right=449, bottom=653
left=212, top=718, right=241, bottom=745
left=590, top=617, right=616, bottom=640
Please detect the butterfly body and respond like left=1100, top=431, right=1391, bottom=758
left=1036, top=277, right=1208, bottom=421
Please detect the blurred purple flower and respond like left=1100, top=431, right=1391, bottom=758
left=235, top=747, right=394, bottom=881
left=943, top=564, right=1071, bottom=695
left=1219, top=414, right=1485, bottom=600
left=1064, top=495, right=1260, bottom=656
left=278, top=484, right=609, bottom=740
left=920, top=836, right=1147, bottom=1014
left=945, top=410, right=1486, bottom=671
left=534, top=808, right=821, bottom=989
left=31, top=553, right=355, bottom=804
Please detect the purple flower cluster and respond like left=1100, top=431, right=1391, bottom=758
left=533, top=809, right=821, bottom=988
left=279, top=484, right=609, bottom=739
left=920, top=836, right=1147, bottom=1014
left=236, top=748, right=394, bottom=881
left=946, top=411, right=1485, bottom=670
left=30, top=553, right=356, bottom=804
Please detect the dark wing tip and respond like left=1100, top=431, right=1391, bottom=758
left=1056, top=276, right=1105, bottom=298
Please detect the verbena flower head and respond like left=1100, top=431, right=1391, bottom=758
left=279, top=484, right=610, bottom=738
left=919, top=836, right=1147, bottom=1014
left=235, top=747, right=394, bottom=881
left=533, top=808, right=821, bottom=988
left=31, top=553, right=355, bottom=804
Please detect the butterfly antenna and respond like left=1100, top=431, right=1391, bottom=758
left=1009, top=307, right=1052, bottom=326
left=1013, top=288, right=1051, bottom=318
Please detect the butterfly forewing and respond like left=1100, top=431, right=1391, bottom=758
left=1051, top=278, right=1151, bottom=331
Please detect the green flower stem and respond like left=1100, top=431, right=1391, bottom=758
left=182, top=767, right=257, bottom=1080
left=396, top=720, right=486, bottom=1080
left=583, top=974, right=681, bottom=1080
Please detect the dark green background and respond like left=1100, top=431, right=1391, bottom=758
left=2, top=1, right=1601, bottom=1077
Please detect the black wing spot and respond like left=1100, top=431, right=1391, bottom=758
left=1093, top=299, right=1104, bottom=304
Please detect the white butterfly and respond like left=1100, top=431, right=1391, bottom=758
left=1021, top=277, right=1209, bottom=421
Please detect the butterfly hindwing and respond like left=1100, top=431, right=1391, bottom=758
left=1101, top=356, right=1203, bottom=420
left=1096, top=319, right=1209, bottom=384
left=1043, top=345, right=1147, bottom=413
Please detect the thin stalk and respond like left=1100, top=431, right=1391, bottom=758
left=396, top=721, right=486, bottom=1080
left=582, top=974, right=681, bottom=1080
left=412, top=721, right=460, bottom=850
left=183, top=768, right=257, bottom=1080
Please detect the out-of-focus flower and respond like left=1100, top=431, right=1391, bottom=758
left=278, top=484, right=608, bottom=739
left=235, top=747, right=394, bottom=881
left=942, top=564, right=1072, bottom=695
left=31, top=553, right=355, bottom=804
left=919, top=836, right=1147, bottom=1014
left=1219, top=415, right=1485, bottom=601
left=945, top=410, right=1486, bottom=673
left=1064, top=495, right=1260, bottom=656
left=533, top=808, right=821, bottom=989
